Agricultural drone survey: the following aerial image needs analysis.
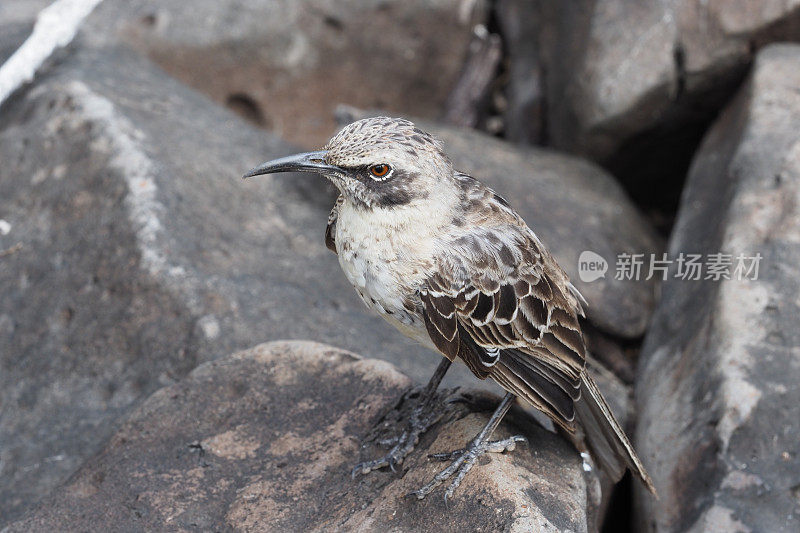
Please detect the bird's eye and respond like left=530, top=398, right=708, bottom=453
left=369, top=164, right=391, bottom=179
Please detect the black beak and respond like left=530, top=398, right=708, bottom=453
left=242, top=150, right=339, bottom=179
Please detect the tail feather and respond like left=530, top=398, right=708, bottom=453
left=577, top=373, right=656, bottom=495
left=494, top=349, right=656, bottom=494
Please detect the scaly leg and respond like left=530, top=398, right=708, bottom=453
left=352, top=357, right=453, bottom=476
left=410, top=392, right=526, bottom=502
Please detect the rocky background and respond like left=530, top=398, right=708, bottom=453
left=0, top=1, right=798, bottom=532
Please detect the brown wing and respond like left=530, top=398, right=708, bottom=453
left=421, top=175, right=655, bottom=493
left=325, top=195, right=344, bottom=254
left=420, top=220, right=587, bottom=432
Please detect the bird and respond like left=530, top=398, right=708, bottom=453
left=243, top=116, right=656, bottom=500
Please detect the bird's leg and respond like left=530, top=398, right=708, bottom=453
left=353, top=357, right=452, bottom=476
left=410, top=392, right=526, bottom=502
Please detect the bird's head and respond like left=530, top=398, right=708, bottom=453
left=243, top=117, right=455, bottom=209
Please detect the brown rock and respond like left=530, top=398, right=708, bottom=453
left=634, top=44, right=800, bottom=532
left=7, top=341, right=609, bottom=532
left=79, top=0, right=487, bottom=148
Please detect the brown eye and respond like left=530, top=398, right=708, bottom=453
left=369, top=164, right=391, bottom=178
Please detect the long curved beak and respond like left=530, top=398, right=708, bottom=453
left=242, top=150, right=339, bottom=179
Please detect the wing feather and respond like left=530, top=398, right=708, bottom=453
left=497, top=353, right=575, bottom=423
left=415, top=172, right=655, bottom=492
left=494, top=284, right=517, bottom=323
left=325, top=195, right=344, bottom=254
left=417, top=209, right=587, bottom=433
left=420, top=289, right=459, bottom=361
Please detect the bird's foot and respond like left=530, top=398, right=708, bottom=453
left=409, top=434, right=527, bottom=502
left=352, top=386, right=451, bottom=477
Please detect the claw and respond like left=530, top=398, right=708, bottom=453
left=428, top=449, right=464, bottom=462
left=484, top=435, right=527, bottom=453
left=377, top=436, right=401, bottom=447
left=405, top=489, right=424, bottom=500
left=353, top=359, right=455, bottom=483
left=442, top=391, right=466, bottom=405
left=412, top=433, right=526, bottom=500
left=352, top=392, right=449, bottom=479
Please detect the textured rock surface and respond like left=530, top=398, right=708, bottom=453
left=499, top=0, right=800, bottom=206
left=544, top=0, right=800, bottom=159
left=6, top=341, right=608, bottom=532
left=0, top=40, right=646, bottom=523
left=78, top=0, right=486, bottom=148
left=542, top=0, right=677, bottom=162
left=337, top=107, right=663, bottom=339
left=0, top=44, right=430, bottom=523
left=496, top=0, right=544, bottom=144
left=634, top=44, right=800, bottom=532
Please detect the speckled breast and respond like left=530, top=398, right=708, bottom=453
left=333, top=204, right=434, bottom=349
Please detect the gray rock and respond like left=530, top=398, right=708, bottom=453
left=0, top=1, right=51, bottom=64
left=78, top=0, right=487, bottom=148
left=500, top=0, right=800, bottom=192
left=0, top=23, right=31, bottom=66
left=495, top=0, right=545, bottom=144
left=0, top=0, right=50, bottom=24
left=5, top=341, right=610, bottom=532
left=0, top=39, right=646, bottom=522
left=0, top=45, right=443, bottom=523
left=634, top=44, right=800, bottom=532
left=542, top=0, right=677, bottom=162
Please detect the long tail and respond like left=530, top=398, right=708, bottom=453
left=576, top=373, right=656, bottom=494
left=491, top=347, right=656, bottom=494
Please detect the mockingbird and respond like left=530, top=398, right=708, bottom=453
left=244, top=117, right=655, bottom=500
